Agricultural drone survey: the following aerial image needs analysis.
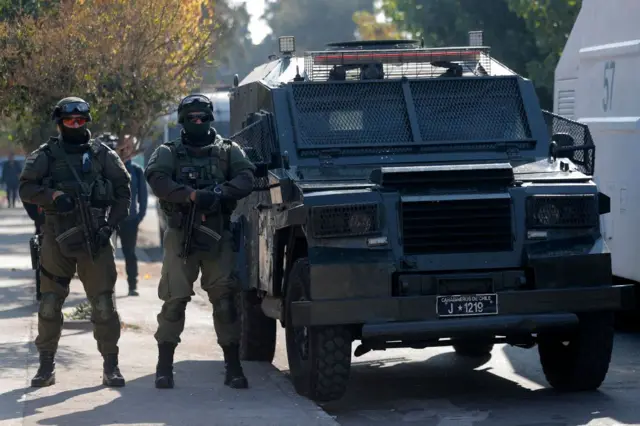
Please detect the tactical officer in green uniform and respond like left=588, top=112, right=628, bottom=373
left=19, top=97, right=131, bottom=388
left=145, top=94, right=255, bottom=389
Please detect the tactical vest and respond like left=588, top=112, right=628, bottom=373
left=159, top=137, right=237, bottom=216
left=41, top=138, right=112, bottom=214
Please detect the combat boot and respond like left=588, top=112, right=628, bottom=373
left=31, top=351, right=56, bottom=387
left=102, top=353, right=126, bottom=387
left=222, top=344, right=248, bottom=389
left=155, top=342, right=176, bottom=389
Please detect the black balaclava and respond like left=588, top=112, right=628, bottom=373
left=53, top=97, right=92, bottom=146
left=178, top=94, right=215, bottom=147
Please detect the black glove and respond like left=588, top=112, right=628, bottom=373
left=194, top=189, right=220, bottom=210
left=96, top=225, right=114, bottom=247
left=53, top=194, right=75, bottom=213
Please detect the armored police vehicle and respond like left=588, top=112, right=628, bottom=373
left=229, top=33, right=634, bottom=402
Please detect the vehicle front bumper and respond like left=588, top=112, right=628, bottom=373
left=289, top=285, right=635, bottom=337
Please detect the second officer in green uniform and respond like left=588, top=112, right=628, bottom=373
left=145, top=94, right=255, bottom=389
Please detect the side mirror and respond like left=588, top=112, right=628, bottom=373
left=552, top=132, right=574, bottom=148
left=550, top=132, right=578, bottom=160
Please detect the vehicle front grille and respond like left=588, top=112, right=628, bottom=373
left=401, top=197, right=513, bottom=255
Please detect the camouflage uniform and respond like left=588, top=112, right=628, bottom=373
left=19, top=97, right=131, bottom=388
left=145, top=94, right=255, bottom=389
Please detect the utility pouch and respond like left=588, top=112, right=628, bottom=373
left=192, top=224, right=222, bottom=253
left=55, top=225, right=87, bottom=258
left=90, top=179, right=114, bottom=208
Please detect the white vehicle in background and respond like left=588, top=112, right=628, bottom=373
left=554, top=0, right=640, bottom=313
left=151, top=87, right=232, bottom=246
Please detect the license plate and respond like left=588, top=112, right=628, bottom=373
left=436, top=294, right=498, bottom=317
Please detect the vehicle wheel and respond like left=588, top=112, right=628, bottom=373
left=285, top=258, right=352, bottom=402
left=452, top=340, right=494, bottom=357
left=238, top=290, right=276, bottom=362
left=538, top=312, right=614, bottom=391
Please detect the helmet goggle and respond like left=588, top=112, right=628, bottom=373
left=60, top=101, right=90, bottom=115
left=180, top=95, right=212, bottom=108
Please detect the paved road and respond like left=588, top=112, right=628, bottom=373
left=0, top=206, right=337, bottom=426
left=144, top=195, right=640, bottom=425
left=268, top=328, right=640, bottom=426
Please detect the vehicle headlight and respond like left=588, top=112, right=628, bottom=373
left=526, top=195, right=598, bottom=229
left=310, top=203, right=380, bottom=238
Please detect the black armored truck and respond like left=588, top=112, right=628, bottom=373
left=228, top=34, right=635, bottom=402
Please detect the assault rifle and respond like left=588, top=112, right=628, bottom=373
left=50, top=144, right=99, bottom=262
left=179, top=173, right=222, bottom=263
left=76, top=189, right=98, bottom=262
left=180, top=199, right=197, bottom=264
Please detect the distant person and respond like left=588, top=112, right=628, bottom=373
left=2, top=152, right=21, bottom=207
left=101, top=133, right=148, bottom=296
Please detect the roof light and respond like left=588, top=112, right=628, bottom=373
left=469, top=31, right=483, bottom=47
left=312, top=49, right=484, bottom=66
left=279, top=36, right=296, bottom=55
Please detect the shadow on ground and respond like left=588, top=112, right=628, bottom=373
left=0, top=360, right=258, bottom=426
left=315, top=349, right=640, bottom=426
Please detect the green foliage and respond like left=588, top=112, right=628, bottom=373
left=355, top=0, right=582, bottom=109
left=0, top=0, right=221, bottom=152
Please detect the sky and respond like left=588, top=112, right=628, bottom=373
left=230, top=0, right=270, bottom=44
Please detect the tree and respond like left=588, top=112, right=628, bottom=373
left=353, top=0, right=582, bottom=109
left=260, top=0, right=376, bottom=52
left=507, top=0, right=582, bottom=103
left=352, top=10, right=403, bottom=40
left=0, top=0, right=221, bottom=151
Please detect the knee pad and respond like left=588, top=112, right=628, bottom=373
left=91, top=292, right=116, bottom=324
left=162, top=299, right=189, bottom=322
left=213, top=294, right=237, bottom=325
left=39, top=293, right=63, bottom=321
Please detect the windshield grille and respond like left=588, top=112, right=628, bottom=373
left=290, top=76, right=531, bottom=151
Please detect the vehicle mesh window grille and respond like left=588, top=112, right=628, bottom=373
left=311, top=203, right=380, bottom=238
left=230, top=111, right=277, bottom=190
left=409, top=78, right=531, bottom=142
left=291, top=77, right=532, bottom=151
left=401, top=197, right=513, bottom=255
left=292, top=82, right=412, bottom=147
left=542, top=110, right=595, bottom=176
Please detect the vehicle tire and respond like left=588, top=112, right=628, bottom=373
left=238, top=289, right=277, bottom=362
left=285, top=258, right=352, bottom=402
left=452, top=340, right=494, bottom=357
left=538, top=312, right=614, bottom=391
